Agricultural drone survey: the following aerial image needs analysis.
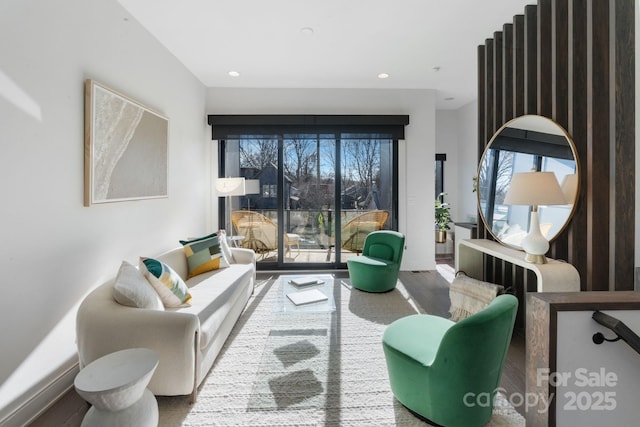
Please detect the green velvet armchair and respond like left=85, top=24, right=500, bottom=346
left=382, top=294, right=518, bottom=427
left=347, top=230, right=405, bottom=293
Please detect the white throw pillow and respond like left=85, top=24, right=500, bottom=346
left=112, top=261, right=164, bottom=311
left=218, top=229, right=235, bottom=264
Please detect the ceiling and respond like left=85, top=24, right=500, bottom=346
left=118, top=0, right=534, bottom=110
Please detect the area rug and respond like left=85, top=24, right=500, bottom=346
left=157, top=277, right=525, bottom=426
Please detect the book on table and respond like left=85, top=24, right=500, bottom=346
left=286, top=289, right=329, bottom=306
left=289, top=277, right=324, bottom=286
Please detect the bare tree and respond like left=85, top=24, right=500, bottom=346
left=342, top=139, right=380, bottom=204
left=239, top=139, right=277, bottom=169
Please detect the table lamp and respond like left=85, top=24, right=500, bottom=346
left=503, top=171, right=566, bottom=264
left=244, top=179, right=260, bottom=210
left=560, top=173, right=578, bottom=205
left=216, top=177, right=245, bottom=234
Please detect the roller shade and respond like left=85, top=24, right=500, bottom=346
left=207, top=115, right=409, bottom=140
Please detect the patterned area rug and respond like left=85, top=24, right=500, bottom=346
left=157, top=277, right=525, bottom=426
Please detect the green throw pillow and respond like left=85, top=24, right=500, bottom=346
left=180, top=232, right=229, bottom=278
left=139, top=257, right=192, bottom=307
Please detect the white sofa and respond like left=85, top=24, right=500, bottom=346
left=76, top=246, right=255, bottom=400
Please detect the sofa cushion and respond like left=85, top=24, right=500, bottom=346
left=140, top=257, right=192, bottom=307
left=180, top=232, right=230, bottom=278
left=112, top=261, right=164, bottom=310
left=171, top=263, right=254, bottom=349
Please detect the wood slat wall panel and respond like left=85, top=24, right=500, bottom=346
left=537, top=0, right=553, bottom=116
left=477, top=0, right=634, bottom=292
left=494, top=32, right=504, bottom=128
left=568, top=0, right=589, bottom=288
left=525, top=5, right=538, bottom=114
left=613, top=0, right=635, bottom=290
left=503, top=24, right=514, bottom=122
left=550, top=0, right=570, bottom=261
left=513, top=15, right=525, bottom=117
left=477, top=45, right=487, bottom=240
left=589, top=0, right=611, bottom=291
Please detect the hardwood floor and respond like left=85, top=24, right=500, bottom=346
left=30, top=264, right=526, bottom=425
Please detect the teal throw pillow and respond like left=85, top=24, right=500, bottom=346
left=139, top=257, right=192, bottom=307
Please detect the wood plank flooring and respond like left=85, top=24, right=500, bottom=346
left=29, top=265, right=526, bottom=425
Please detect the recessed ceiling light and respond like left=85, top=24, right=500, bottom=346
left=300, top=27, right=314, bottom=35
left=444, top=97, right=455, bottom=101
left=378, top=73, right=390, bottom=79
left=433, top=66, right=441, bottom=72
left=228, top=71, right=240, bottom=77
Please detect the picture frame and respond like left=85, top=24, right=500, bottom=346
left=84, top=79, right=169, bottom=206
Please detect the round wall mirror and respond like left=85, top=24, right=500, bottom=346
left=477, top=115, right=580, bottom=250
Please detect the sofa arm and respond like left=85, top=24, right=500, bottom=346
left=76, top=283, right=200, bottom=395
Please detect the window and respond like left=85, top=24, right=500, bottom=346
left=209, top=115, right=408, bottom=270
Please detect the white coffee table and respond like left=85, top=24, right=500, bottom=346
left=74, top=348, right=159, bottom=427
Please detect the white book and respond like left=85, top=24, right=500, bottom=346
left=290, top=277, right=322, bottom=286
left=287, top=289, right=328, bottom=306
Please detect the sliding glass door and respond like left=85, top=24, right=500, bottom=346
left=221, top=133, right=397, bottom=270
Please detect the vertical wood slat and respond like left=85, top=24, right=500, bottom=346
left=476, top=0, right=634, bottom=294
left=554, top=0, right=570, bottom=127
left=551, top=0, right=570, bottom=261
left=613, top=0, right=635, bottom=290
left=477, top=45, right=487, bottom=240
left=525, top=5, right=538, bottom=114
left=568, top=0, right=589, bottom=288
left=589, top=0, right=611, bottom=291
left=514, top=15, right=525, bottom=117
left=503, top=23, right=514, bottom=122
left=494, top=32, right=504, bottom=129
left=483, top=39, right=495, bottom=243
left=538, top=0, right=553, bottom=116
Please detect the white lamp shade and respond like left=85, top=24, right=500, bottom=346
left=216, top=177, right=245, bottom=196
left=245, top=179, right=260, bottom=195
left=560, top=173, right=578, bottom=205
left=503, top=171, right=566, bottom=206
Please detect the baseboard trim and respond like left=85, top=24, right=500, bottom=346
left=0, top=362, right=79, bottom=427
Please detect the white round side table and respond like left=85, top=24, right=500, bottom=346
left=74, top=348, right=159, bottom=427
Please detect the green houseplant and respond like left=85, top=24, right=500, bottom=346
left=435, top=192, right=452, bottom=243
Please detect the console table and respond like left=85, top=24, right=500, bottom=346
left=455, top=239, right=580, bottom=292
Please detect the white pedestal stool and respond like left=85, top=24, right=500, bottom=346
left=74, top=348, right=159, bottom=427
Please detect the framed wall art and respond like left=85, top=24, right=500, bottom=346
left=84, top=79, right=169, bottom=206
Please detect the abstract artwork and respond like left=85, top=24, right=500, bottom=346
left=84, top=79, right=168, bottom=206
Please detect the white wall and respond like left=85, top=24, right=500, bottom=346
left=455, top=101, right=480, bottom=223
left=206, top=88, right=437, bottom=271
left=435, top=103, right=479, bottom=225
left=0, top=0, right=208, bottom=422
left=435, top=110, right=459, bottom=220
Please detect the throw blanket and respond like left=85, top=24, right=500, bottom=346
left=449, top=272, right=504, bottom=322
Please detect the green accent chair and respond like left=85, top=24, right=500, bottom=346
left=382, top=294, right=518, bottom=427
left=347, top=230, right=405, bottom=293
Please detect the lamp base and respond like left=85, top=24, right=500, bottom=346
left=524, top=252, right=547, bottom=264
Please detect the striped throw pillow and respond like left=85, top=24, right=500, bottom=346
left=180, top=232, right=230, bottom=278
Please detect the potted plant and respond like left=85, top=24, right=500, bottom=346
left=435, top=192, right=452, bottom=243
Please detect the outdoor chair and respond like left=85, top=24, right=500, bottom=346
left=382, top=294, right=518, bottom=427
left=347, top=230, right=405, bottom=292
left=231, top=211, right=300, bottom=259
left=341, top=210, right=389, bottom=254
